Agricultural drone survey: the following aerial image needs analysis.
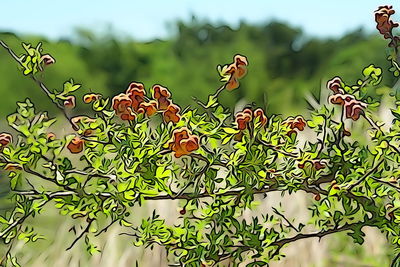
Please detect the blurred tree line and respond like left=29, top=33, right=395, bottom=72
left=0, top=19, right=396, bottom=124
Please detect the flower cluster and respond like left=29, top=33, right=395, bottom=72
left=167, top=127, right=200, bottom=158
left=152, top=85, right=181, bottom=123
left=327, top=77, right=367, bottom=121
left=233, top=107, right=267, bottom=141
left=71, top=116, right=97, bottom=131
left=112, top=82, right=181, bottom=123
left=283, top=116, right=306, bottom=136
left=375, top=5, right=399, bottom=47
left=218, top=55, right=249, bottom=90
left=235, top=107, right=267, bottom=130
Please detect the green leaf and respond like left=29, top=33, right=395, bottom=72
left=222, top=127, right=240, bottom=134
left=63, top=79, right=81, bottom=94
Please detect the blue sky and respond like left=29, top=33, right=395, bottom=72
left=0, top=0, right=396, bottom=41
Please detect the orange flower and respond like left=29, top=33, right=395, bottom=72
left=253, top=108, right=268, bottom=126
left=83, top=93, right=101, bottom=104
left=41, top=54, right=55, bottom=66
left=83, top=129, right=94, bottom=137
left=126, top=82, right=145, bottom=111
left=153, top=85, right=172, bottom=110
left=226, top=77, right=240, bottom=91
left=67, top=137, right=84, bottom=154
left=112, top=93, right=136, bottom=121
left=64, top=96, right=76, bottom=108
left=71, top=116, right=97, bottom=130
left=126, top=82, right=145, bottom=92
left=0, top=133, right=12, bottom=147
left=235, top=108, right=253, bottom=130
left=163, top=104, right=181, bottom=124
left=47, top=132, right=56, bottom=141
left=138, top=100, right=158, bottom=117
left=168, top=128, right=200, bottom=158
left=233, top=55, right=248, bottom=79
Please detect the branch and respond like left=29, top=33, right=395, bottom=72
left=272, top=207, right=299, bottom=232
left=347, top=159, right=384, bottom=191
left=256, top=138, right=299, bottom=159
left=272, top=221, right=368, bottom=248
left=66, top=218, right=93, bottom=251
left=0, top=39, right=71, bottom=123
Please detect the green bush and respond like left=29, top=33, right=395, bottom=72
left=1, top=5, right=400, bottom=266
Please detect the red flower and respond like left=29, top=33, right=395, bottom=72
left=284, top=116, right=306, bottom=135
left=344, top=100, right=367, bottom=121
left=168, top=128, right=200, bottom=158
left=329, top=94, right=367, bottom=121
left=326, top=77, right=344, bottom=94
left=163, top=104, right=181, bottom=124
left=41, top=54, right=55, bottom=66
left=233, top=55, right=248, bottom=79
left=329, top=94, right=355, bottom=105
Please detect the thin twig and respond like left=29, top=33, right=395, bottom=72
left=272, top=207, right=299, bottom=232
left=66, top=219, right=94, bottom=251
left=347, top=159, right=384, bottom=191
left=256, top=138, right=299, bottom=159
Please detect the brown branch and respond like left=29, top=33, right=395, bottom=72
left=272, top=221, right=368, bottom=248
left=347, top=159, right=384, bottom=191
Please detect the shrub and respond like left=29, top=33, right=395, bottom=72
left=0, top=5, right=400, bottom=266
